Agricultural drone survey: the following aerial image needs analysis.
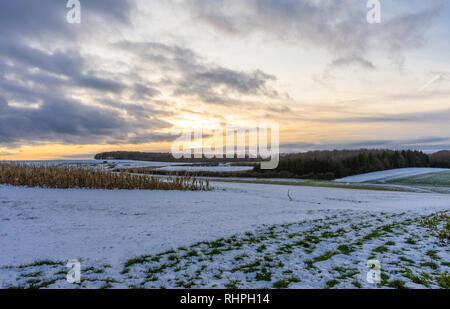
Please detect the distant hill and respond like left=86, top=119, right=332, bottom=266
left=430, top=150, right=450, bottom=168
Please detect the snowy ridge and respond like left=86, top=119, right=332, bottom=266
left=335, top=168, right=449, bottom=183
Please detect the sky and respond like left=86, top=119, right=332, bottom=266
left=0, top=0, right=449, bottom=160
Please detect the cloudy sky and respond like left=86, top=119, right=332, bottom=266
left=0, top=0, right=449, bottom=159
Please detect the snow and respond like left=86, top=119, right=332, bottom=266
left=1, top=181, right=449, bottom=288
left=155, top=165, right=254, bottom=172
left=1, top=160, right=253, bottom=173
left=0, top=160, right=189, bottom=170
left=335, top=168, right=450, bottom=183
left=121, top=209, right=449, bottom=289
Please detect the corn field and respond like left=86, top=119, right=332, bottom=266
left=0, top=163, right=210, bottom=191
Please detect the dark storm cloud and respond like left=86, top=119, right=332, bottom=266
left=118, top=41, right=279, bottom=105
left=75, top=75, right=126, bottom=92
left=185, top=0, right=443, bottom=69
left=0, top=0, right=284, bottom=148
left=0, top=42, right=135, bottom=145
left=0, top=39, right=127, bottom=93
left=0, top=0, right=133, bottom=40
left=187, top=68, right=277, bottom=96
left=0, top=1, right=178, bottom=147
left=0, top=97, right=128, bottom=145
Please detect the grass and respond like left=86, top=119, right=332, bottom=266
left=0, top=163, right=209, bottom=191
left=420, top=212, right=450, bottom=243
left=311, top=251, right=338, bottom=263
left=436, top=271, right=450, bottom=289
left=255, top=270, right=272, bottom=281
left=337, top=244, right=355, bottom=255
left=352, top=281, right=362, bottom=288
left=405, top=237, right=417, bottom=245
left=124, top=255, right=151, bottom=268
left=272, top=279, right=290, bottom=289
left=224, top=280, right=240, bottom=289
left=420, top=261, right=439, bottom=270
left=385, top=171, right=450, bottom=187
left=325, top=279, right=340, bottom=289
left=6, top=210, right=449, bottom=289
left=14, top=260, right=63, bottom=269
left=372, top=246, right=389, bottom=253
left=403, top=269, right=430, bottom=287
left=386, top=280, right=407, bottom=289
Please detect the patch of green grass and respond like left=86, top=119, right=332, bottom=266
left=386, top=171, right=450, bottom=187
left=206, top=248, right=222, bottom=255
left=176, top=279, right=195, bottom=288
left=256, top=245, right=267, bottom=253
left=234, top=254, right=249, bottom=261
left=405, top=238, right=417, bottom=245
left=335, top=268, right=359, bottom=280
left=273, top=279, right=290, bottom=289
left=303, top=235, right=321, bottom=244
left=263, top=255, right=274, bottom=262
left=379, top=272, right=390, bottom=286
left=124, top=255, right=149, bottom=268
left=363, top=229, right=383, bottom=241
left=399, top=256, right=415, bottom=264
left=403, top=269, right=431, bottom=287
left=27, top=278, right=58, bottom=289
left=146, top=264, right=169, bottom=275
left=159, top=249, right=176, bottom=256
left=420, top=261, right=439, bottom=270
left=21, top=271, right=43, bottom=278
left=255, top=270, right=272, bottom=281
left=312, top=251, right=338, bottom=263
left=18, top=260, right=62, bottom=268
left=208, top=239, right=225, bottom=249
left=231, top=260, right=261, bottom=273
left=386, top=280, right=407, bottom=289
left=325, top=279, right=339, bottom=289
left=352, top=281, right=362, bottom=288
left=372, top=246, right=388, bottom=254
left=224, top=280, right=240, bottom=289
left=426, top=250, right=440, bottom=260
left=436, top=271, right=450, bottom=289
left=337, top=244, right=354, bottom=255
left=183, top=250, right=199, bottom=258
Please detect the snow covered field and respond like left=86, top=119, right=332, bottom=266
left=155, top=165, right=254, bottom=172
left=1, top=160, right=255, bottom=173
left=335, top=168, right=450, bottom=183
left=0, top=160, right=187, bottom=170
left=0, top=181, right=449, bottom=289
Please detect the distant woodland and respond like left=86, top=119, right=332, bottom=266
left=96, top=149, right=450, bottom=180
left=95, top=151, right=261, bottom=163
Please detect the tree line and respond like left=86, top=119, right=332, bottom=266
left=95, top=149, right=450, bottom=180
left=255, top=149, right=448, bottom=180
